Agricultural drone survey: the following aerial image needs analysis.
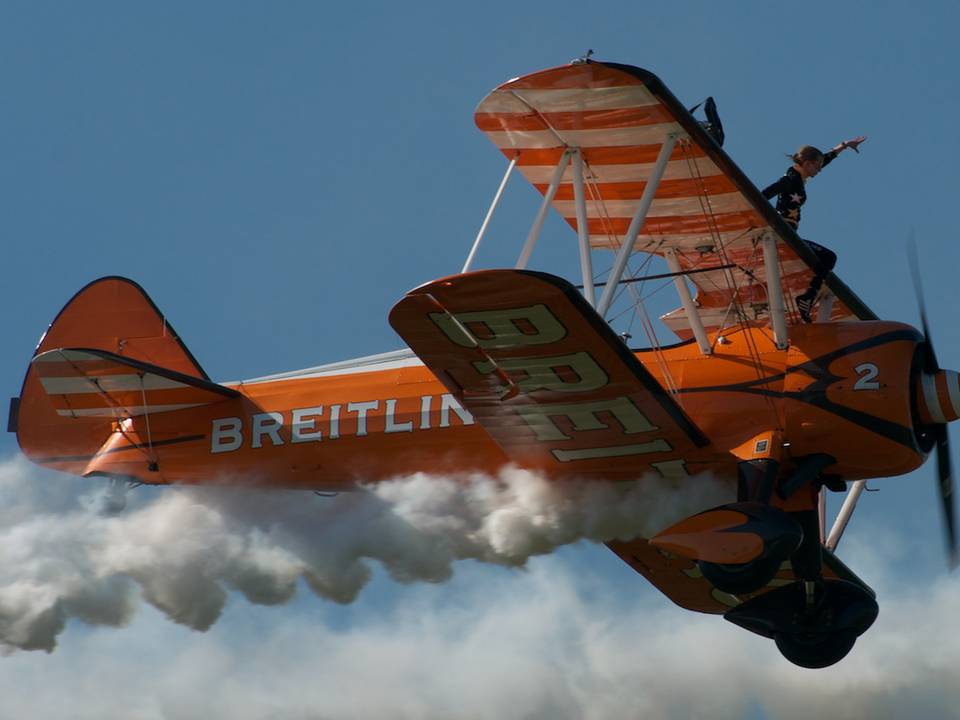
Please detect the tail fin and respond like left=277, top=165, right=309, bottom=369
left=30, top=276, right=208, bottom=378
left=13, top=277, right=233, bottom=479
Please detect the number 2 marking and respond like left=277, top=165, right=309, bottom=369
left=854, top=363, right=880, bottom=391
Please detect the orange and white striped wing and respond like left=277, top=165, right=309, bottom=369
left=474, top=61, right=860, bottom=335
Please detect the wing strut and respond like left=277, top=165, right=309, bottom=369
left=761, top=233, right=789, bottom=349
left=463, top=155, right=518, bottom=273
left=137, top=374, right=158, bottom=470
left=818, top=292, right=835, bottom=322
left=825, top=480, right=867, bottom=551
left=819, top=490, right=827, bottom=542
left=571, top=148, right=596, bottom=306
left=517, top=150, right=571, bottom=269
left=664, top=247, right=712, bottom=355
left=596, top=133, right=680, bottom=317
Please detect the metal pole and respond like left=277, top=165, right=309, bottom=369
left=664, top=247, right=712, bottom=355
left=762, top=234, right=789, bottom=349
left=571, top=148, right=596, bottom=306
left=596, top=134, right=678, bottom=318
left=825, top=480, right=866, bottom=551
left=819, top=489, right=827, bottom=544
left=462, top=155, right=518, bottom=273
left=817, top=292, right=835, bottom=323
left=517, top=150, right=570, bottom=269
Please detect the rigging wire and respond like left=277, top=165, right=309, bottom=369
left=139, top=375, right=158, bottom=469
left=622, top=243, right=682, bottom=396
left=58, top=351, right=156, bottom=467
left=680, top=140, right=782, bottom=425
left=581, top=155, right=682, bottom=395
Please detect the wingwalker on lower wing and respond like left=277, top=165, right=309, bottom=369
left=10, top=58, right=960, bottom=669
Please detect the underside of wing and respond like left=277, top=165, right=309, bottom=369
left=389, top=269, right=711, bottom=480
left=607, top=538, right=875, bottom=615
left=474, top=60, right=875, bottom=337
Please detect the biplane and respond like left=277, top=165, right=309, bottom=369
left=9, top=58, right=959, bottom=669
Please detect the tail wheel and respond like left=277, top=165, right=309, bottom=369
left=774, top=629, right=857, bottom=669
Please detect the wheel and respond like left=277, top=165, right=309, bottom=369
left=774, top=629, right=857, bottom=669
left=698, top=554, right=783, bottom=594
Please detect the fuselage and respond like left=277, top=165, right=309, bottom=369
left=39, top=320, right=925, bottom=490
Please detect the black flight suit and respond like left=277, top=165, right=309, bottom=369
left=762, top=152, right=838, bottom=320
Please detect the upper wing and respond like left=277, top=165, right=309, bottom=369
left=474, top=60, right=876, bottom=336
left=389, top=269, right=709, bottom=480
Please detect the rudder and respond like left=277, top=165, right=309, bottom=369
left=29, top=276, right=208, bottom=378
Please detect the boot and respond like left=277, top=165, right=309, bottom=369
left=796, top=290, right=816, bottom=323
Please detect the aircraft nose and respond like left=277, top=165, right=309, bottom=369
left=917, top=369, right=960, bottom=425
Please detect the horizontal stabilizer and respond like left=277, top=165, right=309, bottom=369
left=32, top=348, right=239, bottom=419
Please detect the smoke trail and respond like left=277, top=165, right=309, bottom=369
left=0, top=454, right=730, bottom=652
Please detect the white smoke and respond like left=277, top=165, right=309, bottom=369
left=0, top=454, right=730, bottom=653
left=2, top=536, right=958, bottom=720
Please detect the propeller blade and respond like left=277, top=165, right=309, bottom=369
left=907, top=236, right=940, bottom=373
left=935, top=424, right=958, bottom=569
left=909, top=237, right=955, bottom=567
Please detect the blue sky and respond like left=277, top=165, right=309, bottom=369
left=2, top=2, right=960, bottom=717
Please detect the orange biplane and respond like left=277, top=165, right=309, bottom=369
left=9, top=58, right=958, bottom=668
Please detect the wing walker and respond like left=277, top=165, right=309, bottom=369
left=10, top=59, right=958, bottom=668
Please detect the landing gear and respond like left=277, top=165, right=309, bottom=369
left=695, top=502, right=802, bottom=594
left=774, top=628, right=857, bottom=669
left=87, top=475, right=139, bottom=515
left=695, top=458, right=803, bottom=595
left=726, top=578, right=878, bottom=668
left=699, top=554, right=785, bottom=595
left=101, top=476, right=130, bottom=514
left=650, top=449, right=880, bottom=667
left=716, top=455, right=878, bottom=667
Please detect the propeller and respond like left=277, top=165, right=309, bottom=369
left=908, top=238, right=958, bottom=568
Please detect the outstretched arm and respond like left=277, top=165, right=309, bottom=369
left=830, top=135, right=868, bottom=155
left=821, top=135, right=867, bottom=168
